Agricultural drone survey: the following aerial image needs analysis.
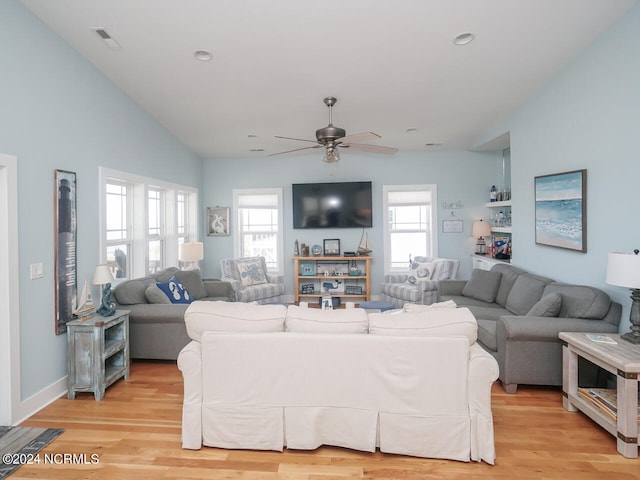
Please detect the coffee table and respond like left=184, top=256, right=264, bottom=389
left=560, top=332, right=640, bottom=458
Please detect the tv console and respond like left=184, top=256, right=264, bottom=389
left=293, top=255, right=371, bottom=304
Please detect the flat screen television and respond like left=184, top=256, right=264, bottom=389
left=292, top=181, right=373, bottom=229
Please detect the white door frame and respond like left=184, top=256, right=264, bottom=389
left=0, top=153, right=20, bottom=425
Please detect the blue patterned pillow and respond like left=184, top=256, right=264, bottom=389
left=237, top=260, right=267, bottom=287
left=406, top=260, right=436, bottom=284
left=156, top=276, right=192, bottom=304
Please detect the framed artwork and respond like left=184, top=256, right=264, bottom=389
left=316, top=262, right=348, bottom=276
left=300, top=262, right=316, bottom=276
left=345, top=285, right=363, bottom=295
left=300, top=283, right=315, bottom=294
left=442, top=219, right=463, bottom=233
left=54, top=169, right=77, bottom=334
left=323, top=238, right=340, bottom=256
left=535, top=169, right=587, bottom=252
left=207, top=206, right=230, bottom=236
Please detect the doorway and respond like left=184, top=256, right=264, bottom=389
left=0, top=153, right=19, bottom=425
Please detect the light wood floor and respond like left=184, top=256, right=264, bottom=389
left=16, top=360, right=639, bottom=479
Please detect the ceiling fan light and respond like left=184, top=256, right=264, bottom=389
left=323, top=148, right=340, bottom=164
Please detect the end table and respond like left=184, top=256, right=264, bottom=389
left=561, top=332, right=639, bottom=458
left=67, top=310, right=130, bottom=401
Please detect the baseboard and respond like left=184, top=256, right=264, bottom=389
left=15, top=375, right=67, bottom=425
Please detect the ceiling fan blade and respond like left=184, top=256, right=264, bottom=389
left=340, top=143, right=399, bottom=154
left=268, top=145, right=322, bottom=156
left=339, top=132, right=381, bottom=144
left=275, top=135, right=318, bottom=144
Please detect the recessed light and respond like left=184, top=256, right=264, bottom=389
left=453, top=32, right=475, bottom=45
left=194, top=50, right=213, bottom=61
left=425, top=143, right=443, bottom=147
left=249, top=148, right=264, bottom=152
left=248, top=134, right=258, bottom=138
left=406, top=128, right=418, bottom=134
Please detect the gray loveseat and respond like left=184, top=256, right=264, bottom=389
left=435, top=263, right=621, bottom=393
left=113, top=267, right=233, bottom=360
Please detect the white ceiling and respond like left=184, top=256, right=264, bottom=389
left=21, top=0, right=637, bottom=159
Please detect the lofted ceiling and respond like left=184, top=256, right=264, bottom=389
left=21, top=0, right=637, bottom=160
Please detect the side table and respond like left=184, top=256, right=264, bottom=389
left=560, top=332, right=640, bottom=458
left=67, top=310, right=130, bottom=401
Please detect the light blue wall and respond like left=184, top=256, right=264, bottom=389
left=485, top=4, right=640, bottom=334
left=0, top=1, right=203, bottom=400
left=5, top=0, right=638, bottom=405
left=202, top=151, right=500, bottom=295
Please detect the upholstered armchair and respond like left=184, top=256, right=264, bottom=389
left=380, top=257, right=460, bottom=308
left=219, top=256, right=285, bottom=304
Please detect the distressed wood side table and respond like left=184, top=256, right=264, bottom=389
left=67, top=310, right=130, bottom=401
left=561, top=332, right=639, bottom=458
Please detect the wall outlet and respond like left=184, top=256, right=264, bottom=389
left=30, top=263, right=44, bottom=279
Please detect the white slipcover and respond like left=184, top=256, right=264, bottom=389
left=178, top=306, right=498, bottom=464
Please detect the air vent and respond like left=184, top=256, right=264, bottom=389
left=91, top=27, right=121, bottom=49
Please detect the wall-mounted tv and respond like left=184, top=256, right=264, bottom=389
left=292, top=181, right=373, bottom=229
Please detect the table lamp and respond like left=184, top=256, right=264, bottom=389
left=605, top=249, right=640, bottom=344
left=179, top=242, right=204, bottom=270
left=472, top=220, right=491, bottom=254
left=93, top=264, right=116, bottom=317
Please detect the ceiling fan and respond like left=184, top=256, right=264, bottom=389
left=270, top=97, right=398, bottom=163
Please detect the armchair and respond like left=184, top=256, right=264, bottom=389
left=219, top=256, right=285, bottom=304
left=381, top=257, right=460, bottom=308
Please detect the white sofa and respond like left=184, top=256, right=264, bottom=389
left=177, top=301, right=499, bottom=464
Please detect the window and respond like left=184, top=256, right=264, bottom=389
left=105, top=181, right=131, bottom=279
left=100, top=168, right=198, bottom=280
left=146, top=188, right=163, bottom=274
left=383, top=185, right=438, bottom=273
left=233, top=188, right=283, bottom=274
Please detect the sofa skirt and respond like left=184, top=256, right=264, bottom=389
left=201, top=404, right=476, bottom=462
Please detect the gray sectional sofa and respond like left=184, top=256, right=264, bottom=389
left=435, top=263, right=621, bottom=393
left=112, top=267, right=233, bottom=360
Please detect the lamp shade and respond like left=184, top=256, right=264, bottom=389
left=606, top=251, right=640, bottom=289
left=92, top=264, right=114, bottom=285
left=179, top=242, right=204, bottom=263
left=472, top=220, right=492, bottom=237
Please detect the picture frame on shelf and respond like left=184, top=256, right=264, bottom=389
left=534, top=169, right=587, bottom=252
left=323, top=238, right=340, bottom=256
left=345, top=285, right=363, bottom=295
left=300, top=262, right=316, bottom=276
left=300, top=283, right=315, bottom=294
left=316, top=261, right=348, bottom=276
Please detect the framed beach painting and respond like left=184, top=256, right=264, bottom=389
left=534, top=169, right=587, bottom=252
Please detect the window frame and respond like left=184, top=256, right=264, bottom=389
left=232, top=188, right=284, bottom=275
left=382, top=184, right=438, bottom=274
left=99, top=167, right=199, bottom=280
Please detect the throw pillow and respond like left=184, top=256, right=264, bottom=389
left=145, top=284, right=172, bottom=304
left=237, top=261, right=267, bottom=287
left=156, top=276, right=192, bottom=304
left=461, top=269, right=502, bottom=303
left=402, top=300, right=457, bottom=313
left=406, top=260, right=436, bottom=285
left=368, top=307, right=478, bottom=345
left=174, top=269, right=208, bottom=300
left=526, top=292, right=562, bottom=317
left=184, top=301, right=287, bottom=341
left=285, top=305, right=368, bottom=333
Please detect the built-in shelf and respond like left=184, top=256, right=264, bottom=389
left=491, top=226, right=512, bottom=233
left=485, top=200, right=511, bottom=208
